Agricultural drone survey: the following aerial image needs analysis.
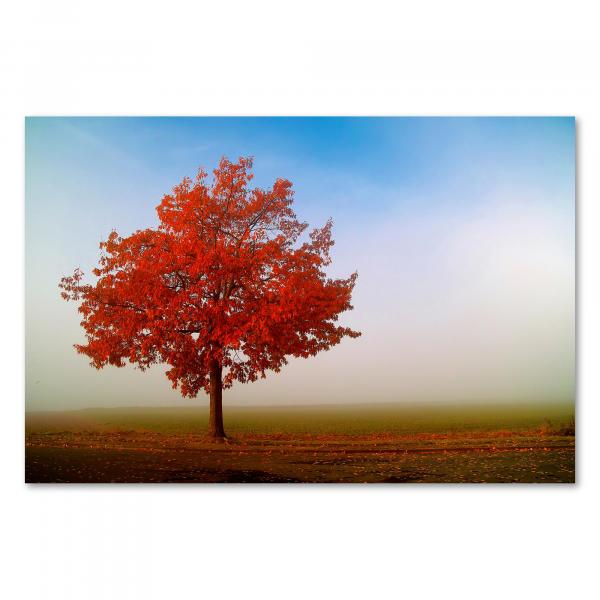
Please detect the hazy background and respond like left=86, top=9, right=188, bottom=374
left=25, top=117, right=575, bottom=410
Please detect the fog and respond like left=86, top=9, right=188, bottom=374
left=25, top=117, right=574, bottom=409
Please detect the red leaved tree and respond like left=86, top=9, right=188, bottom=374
left=60, top=157, right=360, bottom=439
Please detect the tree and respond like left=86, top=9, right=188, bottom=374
left=59, top=157, right=360, bottom=440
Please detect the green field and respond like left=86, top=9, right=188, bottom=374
left=26, top=401, right=575, bottom=436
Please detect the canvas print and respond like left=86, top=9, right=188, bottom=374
left=25, top=117, right=575, bottom=483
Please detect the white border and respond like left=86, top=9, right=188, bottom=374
left=2, top=2, right=598, bottom=599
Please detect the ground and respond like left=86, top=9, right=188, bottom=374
left=25, top=403, right=575, bottom=484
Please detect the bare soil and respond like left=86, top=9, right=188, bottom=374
left=25, top=430, right=575, bottom=483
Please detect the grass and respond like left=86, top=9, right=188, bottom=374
left=26, top=401, right=575, bottom=436
left=25, top=402, right=575, bottom=483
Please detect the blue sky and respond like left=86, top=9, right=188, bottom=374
left=25, top=117, right=575, bottom=409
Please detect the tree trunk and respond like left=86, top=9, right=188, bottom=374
left=208, top=359, right=226, bottom=440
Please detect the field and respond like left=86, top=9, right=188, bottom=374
left=25, top=403, right=575, bottom=483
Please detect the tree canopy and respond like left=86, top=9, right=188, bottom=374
left=60, top=157, right=360, bottom=400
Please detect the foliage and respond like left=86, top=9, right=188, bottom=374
left=60, top=157, right=360, bottom=397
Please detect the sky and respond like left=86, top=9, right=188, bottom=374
left=25, top=117, right=575, bottom=410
